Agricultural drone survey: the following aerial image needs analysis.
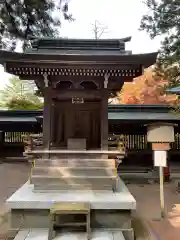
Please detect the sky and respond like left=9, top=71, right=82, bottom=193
left=0, top=0, right=162, bottom=90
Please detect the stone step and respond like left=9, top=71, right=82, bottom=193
left=30, top=152, right=109, bottom=159
left=33, top=183, right=113, bottom=191
left=32, top=166, right=116, bottom=177
left=31, top=175, right=116, bottom=186
left=35, top=159, right=116, bottom=168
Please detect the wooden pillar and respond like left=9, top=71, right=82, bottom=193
left=43, top=86, right=52, bottom=149
left=101, top=89, right=108, bottom=150
left=50, top=101, right=55, bottom=146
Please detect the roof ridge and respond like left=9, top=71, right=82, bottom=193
left=30, top=37, right=132, bottom=52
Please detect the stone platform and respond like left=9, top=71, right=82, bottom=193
left=6, top=178, right=136, bottom=210
left=6, top=178, right=136, bottom=240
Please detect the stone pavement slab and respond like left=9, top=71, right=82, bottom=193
left=14, top=228, right=125, bottom=240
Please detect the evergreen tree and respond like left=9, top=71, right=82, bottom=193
left=0, top=0, right=73, bottom=50
left=140, top=0, right=180, bottom=87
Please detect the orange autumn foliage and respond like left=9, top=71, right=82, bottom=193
left=119, top=68, right=177, bottom=104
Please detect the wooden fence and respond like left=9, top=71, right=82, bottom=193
left=108, top=133, right=180, bottom=151
left=0, top=131, right=42, bottom=158
left=4, top=132, right=41, bottom=144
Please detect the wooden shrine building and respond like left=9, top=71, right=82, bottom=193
left=0, top=37, right=158, bottom=152
left=2, top=39, right=179, bottom=240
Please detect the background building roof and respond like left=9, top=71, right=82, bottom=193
left=166, top=86, right=180, bottom=95
left=108, top=104, right=179, bottom=122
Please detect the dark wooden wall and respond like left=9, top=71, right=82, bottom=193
left=51, top=100, right=101, bottom=149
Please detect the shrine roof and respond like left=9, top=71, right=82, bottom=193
left=28, top=37, right=132, bottom=55
left=0, top=38, right=158, bottom=68
left=0, top=50, right=158, bottom=67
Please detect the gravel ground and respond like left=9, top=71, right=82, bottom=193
left=128, top=183, right=180, bottom=240
left=0, top=163, right=30, bottom=239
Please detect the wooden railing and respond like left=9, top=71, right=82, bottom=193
left=23, top=133, right=43, bottom=153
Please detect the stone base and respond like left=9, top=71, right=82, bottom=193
left=6, top=178, right=136, bottom=240
left=10, top=209, right=132, bottom=229
left=6, top=178, right=136, bottom=210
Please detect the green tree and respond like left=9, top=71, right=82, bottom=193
left=0, top=77, right=43, bottom=109
left=0, top=0, right=73, bottom=50
left=140, top=0, right=180, bottom=87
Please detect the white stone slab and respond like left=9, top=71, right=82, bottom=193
left=13, top=229, right=125, bottom=240
left=6, top=178, right=136, bottom=210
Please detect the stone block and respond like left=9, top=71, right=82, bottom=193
left=91, top=210, right=132, bottom=229
left=31, top=175, right=116, bottom=186
left=32, top=166, right=116, bottom=177
left=33, top=183, right=113, bottom=191
left=68, top=138, right=86, bottom=150
left=35, top=159, right=115, bottom=168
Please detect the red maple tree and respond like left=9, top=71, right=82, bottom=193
left=119, top=68, right=177, bottom=104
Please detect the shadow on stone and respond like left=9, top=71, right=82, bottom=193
left=0, top=211, right=9, bottom=240
left=132, top=216, right=152, bottom=240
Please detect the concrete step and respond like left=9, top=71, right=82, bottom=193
left=31, top=175, right=116, bottom=186
left=32, top=166, right=116, bottom=177
left=35, top=159, right=115, bottom=168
